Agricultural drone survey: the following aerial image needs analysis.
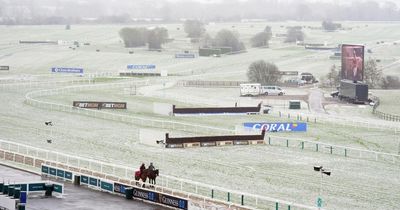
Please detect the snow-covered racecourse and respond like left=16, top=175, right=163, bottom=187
left=1, top=22, right=400, bottom=209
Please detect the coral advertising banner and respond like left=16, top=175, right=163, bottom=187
left=243, top=122, right=307, bottom=132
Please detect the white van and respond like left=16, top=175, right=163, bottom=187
left=261, top=86, right=285, bottom=96
left=240, top=83, right=261, bottom=96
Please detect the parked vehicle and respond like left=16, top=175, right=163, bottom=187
left=338, top=80, right=368, bottom=104
left=240, top=83, right=261, bottom=96
left=240, top=84, right=285, bottom=96
left=300, top=72, right=318, bottom=84
left=261, top=86, right=285, bottom=96
left=284, top=77, right=306, bottom=86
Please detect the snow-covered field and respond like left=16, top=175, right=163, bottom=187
left=1, top=22, right=400, bottom=209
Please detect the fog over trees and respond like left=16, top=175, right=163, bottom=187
left=0, top=0, right=400, bottom=24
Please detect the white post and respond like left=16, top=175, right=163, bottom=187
left=320, top=170, right=322, bottom=196
left=396, top=128, right=400, bottom=155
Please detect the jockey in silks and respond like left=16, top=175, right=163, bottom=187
left=136, top=163, right=146, bottom=178
left=148, top=162, right=155, bottom=171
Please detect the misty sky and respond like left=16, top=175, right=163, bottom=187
left=1, top=0, right=399, bottom=23
left=170, top=0, right=400, bottom=5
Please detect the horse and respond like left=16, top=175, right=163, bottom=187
left=135, top=169, right=159, bottom=187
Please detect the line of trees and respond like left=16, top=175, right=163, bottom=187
left=186, top=22, right=274, bottom=50
left=184, top=20, right=246, bottom=52
left=119, top=27, right=169, bottom=50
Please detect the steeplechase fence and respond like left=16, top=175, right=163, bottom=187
left=172, top=103, right=261, bottom=115
left=24, top=81, right=232, bottom=136
left=165, top=130, right=265, bottom=148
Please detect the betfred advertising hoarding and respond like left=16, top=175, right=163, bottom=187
left=101, top=102, right=127, bottom=109
left=341, top=44, right=364, bottom=81
left=244, top=122, right=307, bottom=132
left=73, top=101, right=127, bottom=109
left=73, top=101, right=101, bottom=109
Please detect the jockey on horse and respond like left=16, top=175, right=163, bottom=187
left=135, top=163, right=146, bottom=178
left=148, top=162, right=155, bottom=171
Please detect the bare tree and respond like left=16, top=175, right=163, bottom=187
left=119, top=27, right=168, bottom=50
left=184, top=20, right=205, bottom=38
left=251, top=31, right=271, bottom=48
left=247, top=60, right=281, bottom=85
left=214, top=29, right=245, bottom=52
left=326, top=64, right=340, bottom=87
left=364, top=58, right=383, bottom=88
left=119, top=27, right=147, bottom=48
left=285, top=27, right=304, bottom=43
left=147, top=27, right=169, bottom=50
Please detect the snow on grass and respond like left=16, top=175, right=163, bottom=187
left=1, top=22, right=400, bottom=209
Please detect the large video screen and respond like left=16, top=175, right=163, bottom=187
left=341, top=44, right=364, bottom=81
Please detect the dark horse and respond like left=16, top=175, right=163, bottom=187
left=135, top=169, right=159, bottom=187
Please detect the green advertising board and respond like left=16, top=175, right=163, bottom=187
left=100, top=181, right=113, bottom=192
left=49, top=168, right=57, bottom=176
left=11, top=184, right=27, bottom=191
left=57, top=169, right=65, bottom=178
left=54, top=184, right=63, bottom=194
left=29, top=183, right=45, bottom=192
left=81, top=175, right=89, bottom=184
left=89, top=177, right=98, bottom=186
left=65, top=171, right=73, bottom=180
left=42, top=166, right=49, bottom=174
